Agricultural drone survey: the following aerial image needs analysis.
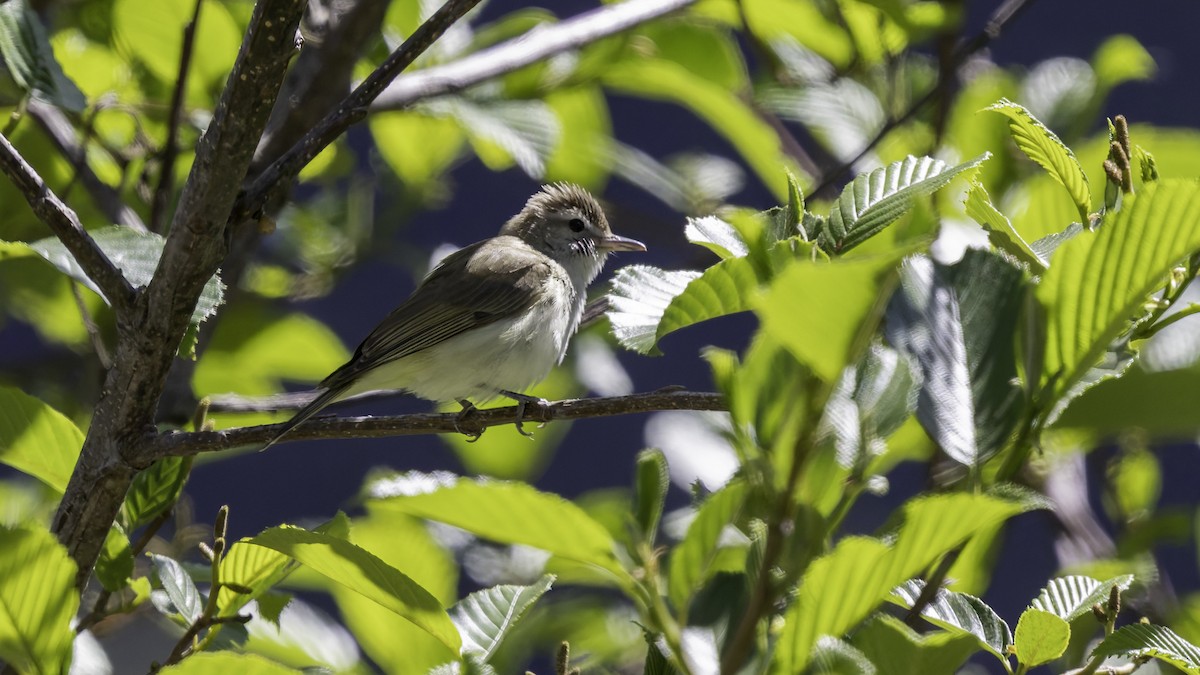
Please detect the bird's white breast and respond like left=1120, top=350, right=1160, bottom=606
left=338, top=265, right=583, bottom=404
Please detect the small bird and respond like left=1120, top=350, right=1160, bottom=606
left=262, top=183, right=645, bottom=449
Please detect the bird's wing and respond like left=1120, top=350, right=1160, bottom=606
left=322, top=237, right=554, bottom=388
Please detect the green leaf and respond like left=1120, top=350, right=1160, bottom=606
left=758, top=254, right=900, bottom=382
left=112, top=0, right=240, bottom=95
left=818, top=341, right=916, bottom=469
left=1090, top=623, right=1200, bottom=674
left=331, top=508, right=457, bottom=674
left=685, top=215, right=750, bottom=259
left=1092, top=34, right=1156, bottom=92
left=435, top=97, right=558, bottom=178
left=0, top=386, right=83, bottom=493
left=706, top=334, right=811, bottom=472
left=1013, top=608, right=1070, bottom=667
left=885, top=251, right=1024, bottom=467
left=608, top=265, right=701, bottom=355
left=122, top=456, right=190, bottom=530
left=543, top=85, right=611, bottom=187
left=852, top=614, right=978, bottom=675
left=0, top=527, right=79, bottom=675
left=216, top=540, right=295, bottom=617
left=821, top=154, right=988, bottom=253
left=985, top=99, right=1091, bottom=222
left=1038, top=180, right=1200, bottom=418
left=149, top=553, right=203, bottom=623
left=369, top=110, right=465, bottom=190
left=889, top=579, right=1012, bottom=664
left=0, top=0, right=86, bottom=110
left=26, top=227, right=224, bottom=325
left=248, top=526, right=461, bottom=652
left=1029, top=575, right=1133, bottom=622
left=604, top=58, right=792, bottom=200
left=95, top=524, right=134, bottom=592
left=368, top=473, right=622, bottom=577
left=451, top=574, right=555, bottom=661
left=808, top=636, right=877, bottom=674
left=772, top=493, right=1028, bottom=673
left=963, top=180, right=1046, bottom=270
left=157, top=652, right=304, bottom=674
left=633, top=449, right=669, bottom=544
left=667, top=481, right=748, bottom=613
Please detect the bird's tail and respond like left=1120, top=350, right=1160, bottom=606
left=260, top=385, right=348, bottom=452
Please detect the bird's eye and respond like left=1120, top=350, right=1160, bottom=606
left=568, top=218, right=586, bottom=232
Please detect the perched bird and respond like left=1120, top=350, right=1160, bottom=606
left=262, top=183, right=645, bottom=449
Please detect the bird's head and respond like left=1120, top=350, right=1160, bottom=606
left=502, top=183, right=646, bottom=265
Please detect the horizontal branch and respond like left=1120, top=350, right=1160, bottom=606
left=145, top=389, right=725, bottom=461
left=0, top=131, right=136, bottom=312
left=372, top=0, right=694, bottom=111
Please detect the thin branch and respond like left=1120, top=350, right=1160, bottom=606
left=809, top=0, right=1040, bottom=196
left=372, top=0, right=695, bottom=112
left=234, top=0, right=486, bottom=222
left=150, top=0, right=204, bottom=234
left=70, top=281, right=113, bottom=369
left=27, top=100, right=147, bottom=233
left=141, top=390, right=725, bottom=462
left=0, top=132, right=136, bottom=312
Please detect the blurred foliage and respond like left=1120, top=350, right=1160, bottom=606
left=3, top=0, right=1200, bottom=674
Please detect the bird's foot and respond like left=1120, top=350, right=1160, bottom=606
left=455, top=399, right=484, bottom=442
left=500, top=390, right=550, bottom=438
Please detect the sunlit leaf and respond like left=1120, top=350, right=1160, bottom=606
left=964, top=180, right=1046, bottom=270
left=668, top=481, right=748, bottom=613
left=1013, top=608, right=1070, bottom=667
left=1038, top=181, right=1200, bottom=419
left=1090, top=623, right=1200, bottom=674
left=149, top=553, right=203, bottom=623
left=0, top=0, right=85, bottom=109
left=685, top=216, right=750, bottom=259
left=772, top=493, right=1028, bottom=672
left=0, top=386, right=82, bottom=493
left=367, top=474, right=622, bottom=577
left=852, top=614, right=978, bottom=675
left=986, top=99, right=1090, bottom=222
left=885, top=251, right=1024, bottom=467
left=604, top=58, right=792, bottom=200
left=249, top=526, right=460, bottom=652
left=0, top=527, right=79, bottom=675
left=452, top=574, right=554, bottom=661
left=123, top=456, right=190, bottom=530
left=607, top=266, right=701, bottom=355
left=1092, top=34, right=1155, bottom=92
left=95, top=524, right=133, bottom=593
left=890, top=579, right=1012, bottom=664
left=157, top=652, right=303, bottom=674
left=758, top=254, right=900, bottom=382
left=821, top=154, right=988, bottom=253
left=1029, top=575, right=1133, bottom=622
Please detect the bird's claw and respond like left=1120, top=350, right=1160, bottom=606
left=503, top=391, right=550, bottom=439
left=455, top=400, right=484, bottom=442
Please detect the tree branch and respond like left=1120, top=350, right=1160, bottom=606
left=149, top=0, right=204, bottom=234
left=234, top=0, right=485, bottom=222
left=372, top=0, right=695, bottom=112
left=52, top=0, right=308, bottom=591
left=26, top=100, right=148, bottom=233
left=141, top=390, right=725, bottom=461
left=0, top=132, right=137, bottom=312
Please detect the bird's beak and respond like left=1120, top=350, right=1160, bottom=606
left=597, top=234, right=647, bottom=252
